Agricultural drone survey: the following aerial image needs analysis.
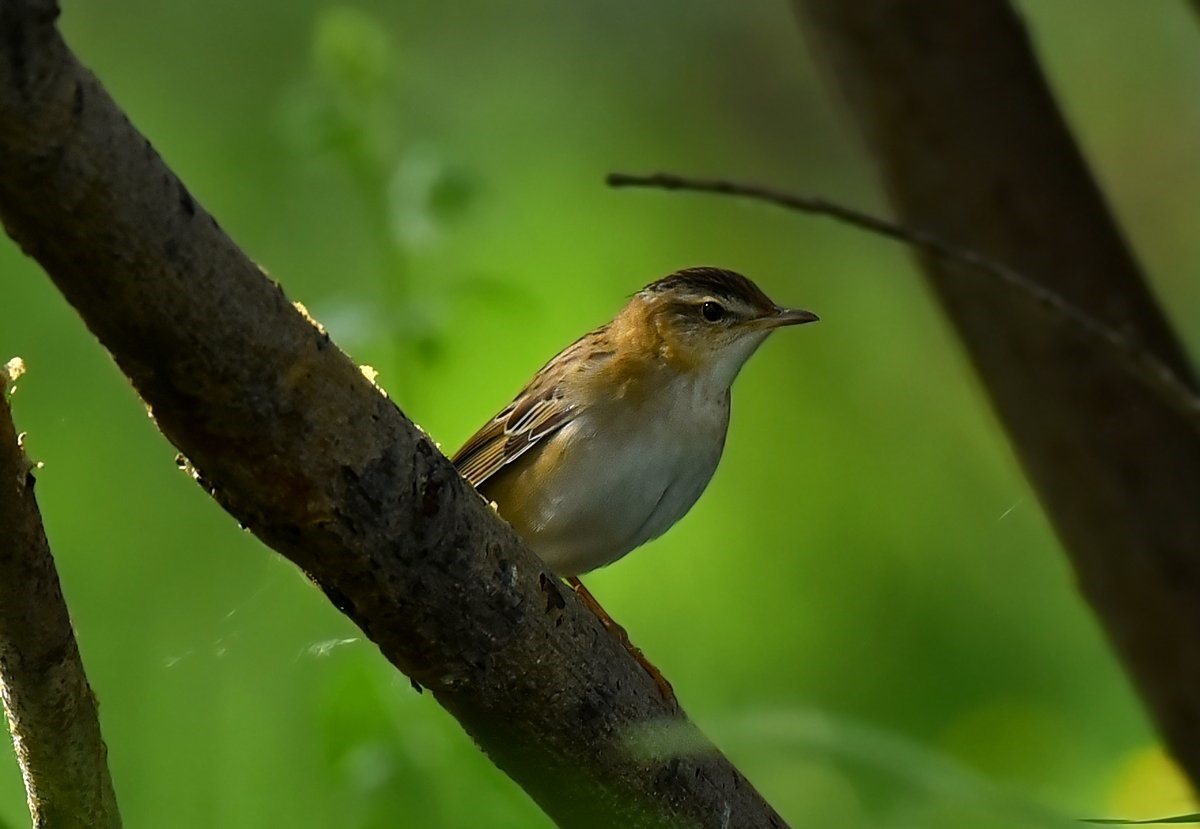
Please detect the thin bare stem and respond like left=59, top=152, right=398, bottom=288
left=607, top=171, right=1200, bottom=430
left=0, top=359, right=122, bottom=828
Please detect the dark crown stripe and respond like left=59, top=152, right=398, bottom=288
left=645, top=267, right=773, bottom=309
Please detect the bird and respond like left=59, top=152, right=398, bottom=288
left=452, top=267, right=818, bottom=696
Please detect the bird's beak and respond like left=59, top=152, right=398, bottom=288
left=757, top=307, right=820, bottom=329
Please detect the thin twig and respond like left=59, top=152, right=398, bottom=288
left=607, top=171, right=1200, bottom=429
left=0, top=359, right=122, bottom=828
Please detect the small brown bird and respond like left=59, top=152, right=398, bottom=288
left=453, top=267, right=817, bottom=692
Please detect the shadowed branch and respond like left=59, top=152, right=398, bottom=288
left=0, top=2, right=785, bottom=826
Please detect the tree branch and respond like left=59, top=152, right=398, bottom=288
left=0, top=2, right=785, bottom=826
left=0, top=359, right=122, bottom=828
left=607, top=171, right=1200, bottom=431
left=789, top=0, right=1200, bottom=785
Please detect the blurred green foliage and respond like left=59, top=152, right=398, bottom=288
left=2, top=1, right=1198, bottom=827
left=279, top=6, right=487, bottom=401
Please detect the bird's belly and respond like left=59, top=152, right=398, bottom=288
left=486, top=406, right=727, bottom=577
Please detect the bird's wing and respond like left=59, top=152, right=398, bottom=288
left=452, top=338, right=596, bottom=488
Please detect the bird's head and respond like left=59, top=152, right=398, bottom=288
left=615, top=267, right=818, bottom=387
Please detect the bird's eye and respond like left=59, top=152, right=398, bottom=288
left=700, top=301, right=725, bottom=322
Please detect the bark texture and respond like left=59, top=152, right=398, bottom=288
left=0, top=2, right=785, bottom=826
left=0, top=362, right=122, bottom=828
left=793, top=0, right=1200, bottom=783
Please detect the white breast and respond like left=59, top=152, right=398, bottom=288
left=522, top=376, right=731, bottom=577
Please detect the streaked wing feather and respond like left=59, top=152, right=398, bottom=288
left=452, top=340, right=593, bottom=488
left=452, top=424, right=509, bottom=487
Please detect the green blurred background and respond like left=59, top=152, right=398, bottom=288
left=3, top=2, right=1199, bottom=826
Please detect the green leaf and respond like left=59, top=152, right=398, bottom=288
left=628, top=708, right=1081, bottom=828
left=387, top=150, right=477, bottom=249
left=427, top=165, right=477, bottom=223
left=313, top=7, right=393, bottom=99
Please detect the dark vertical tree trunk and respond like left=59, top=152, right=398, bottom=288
left=793, top=0, right=1200, bottom=784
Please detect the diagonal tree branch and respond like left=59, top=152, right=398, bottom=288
left=789, top=0, right=1200, bottom=786
left=0, top=2, right=785, bottom=826
left=0, top=359, right=122, bottom=828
